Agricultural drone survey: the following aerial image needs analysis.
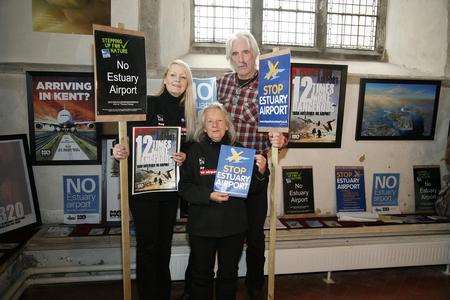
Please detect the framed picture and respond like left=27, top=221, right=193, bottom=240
left=32, top=0, right=111, bottom=35
left=0, top=135, right=41, bottom=239
left=26, top=71, right=100, bottom=165
left=355, top=79, right=441, bottom=140
left=289, top=63, right=347, bottom=148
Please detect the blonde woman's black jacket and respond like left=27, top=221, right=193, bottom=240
left=179, top=134, right=269, bottom=237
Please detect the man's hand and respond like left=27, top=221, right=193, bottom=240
left=268, top=131, right=288, bottom=148
left=112, top=144, right=129, bottom=160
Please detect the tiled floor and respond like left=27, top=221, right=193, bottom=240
left=20, top=265, right=450, bottom=300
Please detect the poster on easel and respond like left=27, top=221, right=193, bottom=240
left=413, top=165, right=441, bottom=214
left=282, top=166, right=315, bottom=214
left=63, top=175, right=101, bottom=224
left=371, top=173, right=400, bottom=214
left=335, top=166, right=366, bottom=212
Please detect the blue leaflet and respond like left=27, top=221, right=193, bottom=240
left=214, top=145, right=256, bottom=198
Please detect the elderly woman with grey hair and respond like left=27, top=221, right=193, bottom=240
left=179, top=103, right=268, bottom=300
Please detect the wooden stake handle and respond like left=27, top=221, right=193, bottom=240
left=119, top=121, right=132, bottom=300
left=267, top=146, right=278, bottom=300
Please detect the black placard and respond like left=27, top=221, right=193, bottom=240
left=282, top=167, right=315, bottom=214
left=413, top=166, right=441, bottom=214
left=94, top=25, right=147, bottom=121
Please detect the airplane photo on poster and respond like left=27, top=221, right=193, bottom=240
left=27, top=72, right=98, bottom=164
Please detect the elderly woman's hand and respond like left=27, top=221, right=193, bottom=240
left=210, top=192, right=229, bottom=203
left=254, top=154, right=267, bottom=175
left=112, top=144, right=129, bottom=160
left=172, top=152, right=186, bottom=166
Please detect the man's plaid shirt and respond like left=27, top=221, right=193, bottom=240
left=217, top=72, right=270, bottom=154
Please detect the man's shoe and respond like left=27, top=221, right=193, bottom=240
left=179, top=292, right=190, bottom=300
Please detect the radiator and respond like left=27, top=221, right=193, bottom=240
left=169, top=234, right=450, bottom=279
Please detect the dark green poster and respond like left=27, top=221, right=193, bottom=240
left=282, top=167, right=315, bottom=214
left=413, top=166, right=441, bottom=214
left=94, top=25, right=147, bottom=120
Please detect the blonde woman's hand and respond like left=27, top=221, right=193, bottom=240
left=210, top=192, right=229, bottom=203
left=254, top=154, right=267, bottom=175
left=172, top=152, right=186, bottom=166
left=112, top=144, right=129, bottom=160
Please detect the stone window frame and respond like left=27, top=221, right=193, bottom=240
left=190, top=0, right=387, bottom=61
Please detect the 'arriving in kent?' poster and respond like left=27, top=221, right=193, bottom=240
left=27, top=72, right=98, bottom=164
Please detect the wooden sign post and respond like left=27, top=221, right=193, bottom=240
left=257, top=48, right=291, bottom=300
left=93, top=24, right=147, bottom=300
left=119, top=120, right=131, bottom=299
left=267, top=147, right=278, bottom=300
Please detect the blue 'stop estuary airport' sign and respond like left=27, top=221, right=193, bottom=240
left=258, top=50, right=291, bottom=132
left=214, top=145, right=255, bottom=198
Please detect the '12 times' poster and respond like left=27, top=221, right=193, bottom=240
left=132, top=127, right=181, bottom=194
left=290, top=64, right=346, bottom=146
left=27, top=72, right=98, bottom=164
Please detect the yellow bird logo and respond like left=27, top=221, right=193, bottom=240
left=264, top=60, right=285, bottom=80
left=226, top=148, right=250, bottom=163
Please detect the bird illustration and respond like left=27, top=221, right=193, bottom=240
left=264, top=60, right=285, bottom=80
left=226, top=148, right=250, bottom=163
left=323, top=119, right=335, bottom=132
left=163, top=169, right=173, bottom=180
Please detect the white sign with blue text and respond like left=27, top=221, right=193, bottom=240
left=63, top=175, right=100, bottom=224
left=214, top=145, right=255, bottom=198
left=193, top=77, right=217, bottom=113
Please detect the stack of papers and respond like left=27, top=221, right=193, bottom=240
left=337, top=211, right=379, bottom=222
left=264, top=217, right=287, bottom=229
left=379, top=215, right=405, bottom=224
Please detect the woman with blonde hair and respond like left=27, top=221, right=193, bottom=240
left=113, top=59, right=196, bottom=300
